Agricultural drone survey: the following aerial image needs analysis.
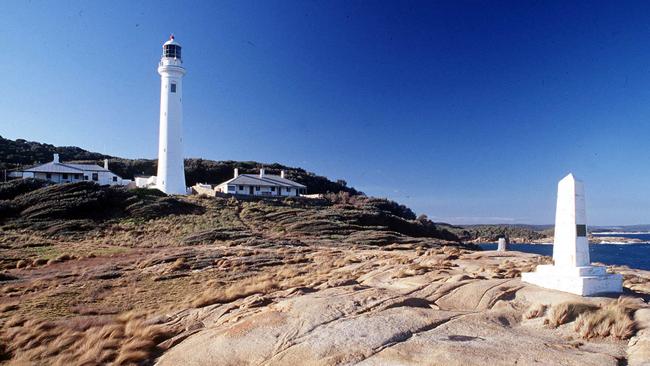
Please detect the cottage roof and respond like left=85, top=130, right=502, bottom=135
left=222, top=174, right=306, bottom=188
left=65, top=163, right=109, bottom=172
left=22, top=162, right=109, bottom=173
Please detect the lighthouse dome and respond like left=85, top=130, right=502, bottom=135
left=162, top=35, right=181, bottom=59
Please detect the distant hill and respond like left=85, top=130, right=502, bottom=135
left=0, top=136, right=357, bottom=195
left=448, top=223, right=650, bottom=241
left=0, top=136, right=112, bottom=169
left=590, top=225, right=650, bottom=233
left=439, top=224, right=550, bottom=242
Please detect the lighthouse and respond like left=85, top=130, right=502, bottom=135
left=156, top=35, right=187, bottom=195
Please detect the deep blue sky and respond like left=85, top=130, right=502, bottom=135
left=2, top=1, right=649, bottom=225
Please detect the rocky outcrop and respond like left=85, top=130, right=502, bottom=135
left=154, top=250, right=646, bottom=366
left=1, top=181, right=648, bottom=365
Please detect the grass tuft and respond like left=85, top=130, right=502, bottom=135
left=524, top=303, right=547, bottom=319
left=545, top=301, right=599, bottom=328
left=545, top=297, right=642, bottom=340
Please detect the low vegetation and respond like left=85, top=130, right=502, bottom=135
left=449, top=224, right=549, bottom=242
left=0, top=179, right=203, bottom=235
left=544, top=297, right=644, bottom=340
left=2, top=311, right=179, bottom=365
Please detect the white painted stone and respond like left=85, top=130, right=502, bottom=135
left=552, top=173, right=589, bottom=268
left=156, top=35, right=187, bottom=195
left=497, top=238, right=508, bottom=252
left=522, top=173, right=622, bottom=296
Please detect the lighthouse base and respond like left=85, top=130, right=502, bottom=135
left=522, top=264, right=622, bottom=296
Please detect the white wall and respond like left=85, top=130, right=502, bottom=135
left=34, top=172, right=83, bottom=184
left=30, top=170, right=128, bottom=186
left=81, top=170, right=128, bottom=186
left=157, top=57, right=187, bottom=195
left=215, top=183, right=299, bottom=196
left=135, top=176, right=157, bottom=188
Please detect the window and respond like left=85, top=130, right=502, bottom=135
left=112, top=176, right=118, bottom=182
left=92, top=173, right=98, bottom=181
left=238, top=185, right=244, bottom=190
left=46, top=173, right=52, bottom=179
left=170, top=83, right=177, bottom=93
left=255, top=186, right=260, bottom=191
left=228, top=185, right=236, bottom=191
left=62, top=173, right=68, bottom=179
left=576, top=224, right=587, bottom=237
left=163, top=44, right=182, bottom=59
left=74, top=174, right=80, bottom=179
left=84, top=175, right=88, bottom=181
left=270, top=187, right=275, bottom=192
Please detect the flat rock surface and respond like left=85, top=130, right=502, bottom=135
left=156, top=250, right=647, bottom=366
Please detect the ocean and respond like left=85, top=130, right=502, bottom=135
left=479, top=240, right=650, bottom=271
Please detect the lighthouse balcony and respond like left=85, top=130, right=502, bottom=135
left=158, top=62, right=186, bottom=76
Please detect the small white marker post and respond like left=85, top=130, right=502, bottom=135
left=497, top=237, right=508, bottom=252
left=522, top=174, right=622, bottom=296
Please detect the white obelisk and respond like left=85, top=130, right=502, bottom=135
left=156, top=35, right=187, bottom=195
left=552, top=174, right=590, bottom=268
left=522, top=173, right=622, bottom=296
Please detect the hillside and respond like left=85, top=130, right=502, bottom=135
left=440, top=224, right=551, bottom=243
left=591, top=224, right=650, bottom=233
left=0, top=136, right=357, bottom=195
left=0, top=179, right=461, bottom=247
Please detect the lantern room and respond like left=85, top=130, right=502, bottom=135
left=162, top=35, right=182, bottom=60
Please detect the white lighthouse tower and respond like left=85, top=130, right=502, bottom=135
left=156, top=35, right=187, bottom=195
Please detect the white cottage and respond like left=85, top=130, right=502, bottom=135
left=135, top=175, right=158, bottom=189
left=215, top=169, right=306, bottom=196
left=11, top=154, right=130, bottom=186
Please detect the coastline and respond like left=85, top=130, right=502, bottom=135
left=476, top=237, right=648, bottom=245
left=476, top=241, right=647, bottom=245
left=592, top=231, right=650, bottom=235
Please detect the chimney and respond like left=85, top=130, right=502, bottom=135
left=281, top=170, right=286, bottom=179
left=53, top=153, right=60, bottom=163
left=234, top=168, right=239, bottom=178
left=259, top=168, right=265, bottom=178
left=104, top=159, right=109, bottom=170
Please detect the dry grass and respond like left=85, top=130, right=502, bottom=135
left=32, top=258, right=48, bottom=266
left=494, top=260, right=521, bottom=279
left=392, top=263, right=431, bottom=278
left=189, top=252, right=373, bottom=309
left=0, top=303, right=19, bottom=313
left=167, top=257, right=189, bottom=273
left=545, top=297, right=643, bottom=340
left=54, top=253, right=74, bottom=262
left=1, top=311, right=180, bottom=365
left=441, top=246, right=461, bottom=260
left=432, top=258, right=453, bottom=269
left=524, top=303, right=547, bottom=319
left=545, top=301, right=600, bottom=328
left=191, top=272, right=283, bottom=308
left=573, top=297, right=642, bottom=339
left=476, top=259, right=529, bottom=279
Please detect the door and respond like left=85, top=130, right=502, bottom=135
left=249, top=186, right=254, bottom=195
